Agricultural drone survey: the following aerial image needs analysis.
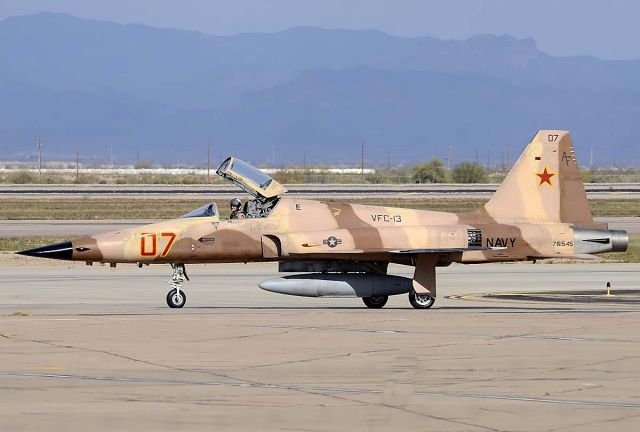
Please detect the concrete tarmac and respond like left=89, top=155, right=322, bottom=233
left=2, top=217, right=639, bottom=237
left=1, top=262, right=640, bottom=431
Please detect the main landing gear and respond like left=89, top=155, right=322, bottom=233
left=166, top=263, right=189, bottom=308
left=409, top=290, right=435, bottom=309
left=362, top=292, right=435, bottom=309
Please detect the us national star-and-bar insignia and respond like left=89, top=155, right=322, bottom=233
left=536, top=166, right=556, bottom=187
left=323, top=236, right=342, bottom=248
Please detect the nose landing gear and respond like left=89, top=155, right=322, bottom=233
left=166, top=263, right=189, bottom=308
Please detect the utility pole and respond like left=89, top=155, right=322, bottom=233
left=303, top=149, right=307, bottom=183
left=207, top=137, right=212, bottom=182
left=387, top=146, right=392, bottom=171
left=272, top=143, right=276, bottom=167
left=487, top=149, right=490, bottom=169
left=36, top=137, right=44, bottom=180
left=360, top=140, right=365, bottom=179
left=75, top=147, right=80, bottom=182
left=475, top=148, right=479, bottom=164
left=447, top=145, right=453, bottom=170
left=505, top=141, right=510, bottom=171
left=589, top=145, right=594, bottom=169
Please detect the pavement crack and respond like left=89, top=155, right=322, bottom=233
left=244, top=348, right=398, bottom=370
left=244, top=352, right=354, bottom=369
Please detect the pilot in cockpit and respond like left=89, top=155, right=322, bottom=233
left=229, top=198, right=245, bottom=219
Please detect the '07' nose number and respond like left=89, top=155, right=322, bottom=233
left=140, top=232, right=177, bottom=257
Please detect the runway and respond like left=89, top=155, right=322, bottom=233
left=1, top=216, right=638, bottom=238
left=1, top=262, right=639, bottom=431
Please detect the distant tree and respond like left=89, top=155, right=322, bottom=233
left=580, top=170, right=594, bottom=183
left=411, top=158, right=449, bottom=183
left=452, top=162, right=488, bottom=183
left=134, top=160, right=154, bottom=169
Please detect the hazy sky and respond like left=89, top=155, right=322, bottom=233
left=1, top=0, right=639, bottom=59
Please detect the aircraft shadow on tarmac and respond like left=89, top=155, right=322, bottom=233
left=182, top=305, right=634, bottom=313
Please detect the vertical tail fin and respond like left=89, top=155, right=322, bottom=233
left=484, top=130, right=593, bottom=224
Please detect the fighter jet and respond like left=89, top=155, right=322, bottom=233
left=19, top=131, right=628, bottom=309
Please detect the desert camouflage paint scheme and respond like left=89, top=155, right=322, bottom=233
left=19, top=131, right=628, bottom=309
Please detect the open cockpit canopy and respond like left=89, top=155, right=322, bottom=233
left=216, top=157, right=287, bottom=199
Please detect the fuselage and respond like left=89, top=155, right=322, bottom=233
left=65, top=197, right=626, bottom=266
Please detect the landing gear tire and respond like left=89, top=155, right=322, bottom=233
left=166, top=263, right=188, bottom=309
left=362, top=295, right=388, bottom=309
left=166, top=288, right=186, bottom=308
left=409, top=291, right=435, bottom=309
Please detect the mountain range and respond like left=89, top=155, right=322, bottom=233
left=1, top=12, right=639, bottom=166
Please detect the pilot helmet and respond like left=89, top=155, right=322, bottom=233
left=230, top=198, right=242, bottom=209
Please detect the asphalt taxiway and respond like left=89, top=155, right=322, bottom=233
left=1, top=262, right=639, bottom=431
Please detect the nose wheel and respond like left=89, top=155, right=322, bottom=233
left=166, top=263, right=189, bottom=308
left=167, top=288, right=187, bottom=308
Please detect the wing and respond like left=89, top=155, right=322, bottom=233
left=287, top=246, right=506, bottom=257
left=391, top=246, right=506, bottom=254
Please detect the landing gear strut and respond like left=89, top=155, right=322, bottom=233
left=411, top=255, right=437, bottom=309
left=166, top=263, right=189, bottom=308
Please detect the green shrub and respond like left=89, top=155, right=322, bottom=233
left=6, top=171, right=38, bottom=184
left=411, top=158, right=449, bottom=183
left=452, top=162, right=489, bottom=183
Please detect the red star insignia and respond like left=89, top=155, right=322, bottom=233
left=536, top=166, right=556, bottom=187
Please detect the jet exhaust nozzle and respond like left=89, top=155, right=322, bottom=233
left=258, top=273, right=413, bottom=298
left=573, top=228, right=628, bottom=254
left=17, top=241, right=74, bottom=260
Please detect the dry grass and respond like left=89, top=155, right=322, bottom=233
left=0, top=198, right=212, bottom=220
left=601, top=235, right=640, bottom=263
left=0, top=237, right=68, bottom=252
left=11, top=311, right=31, bottom=317
left=0, top=197, right=637, bottom=220
left=350, top=198, right=640, bottom=217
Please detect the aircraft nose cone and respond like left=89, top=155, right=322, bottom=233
left=17, top=241, right=73, bottom=260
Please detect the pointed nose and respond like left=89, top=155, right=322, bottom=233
left=17, top=241, right=73, bottom=260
